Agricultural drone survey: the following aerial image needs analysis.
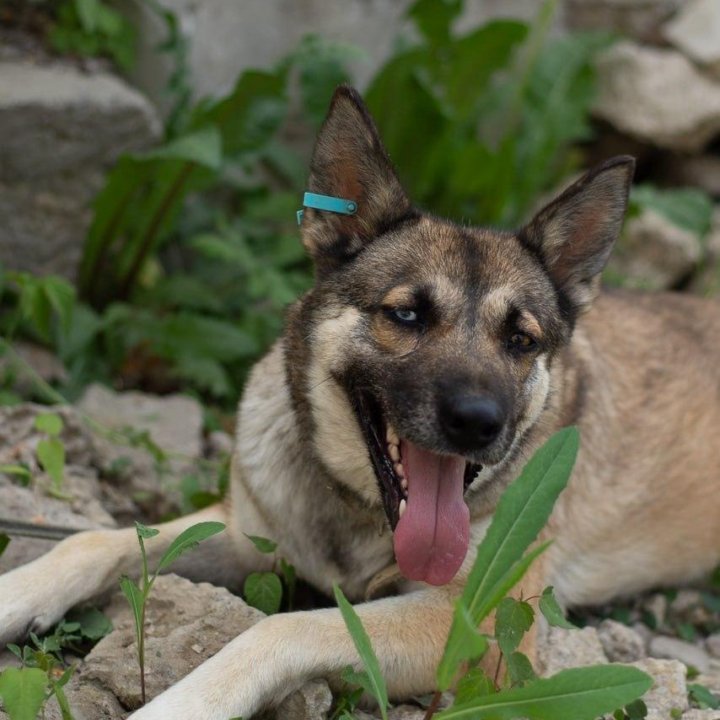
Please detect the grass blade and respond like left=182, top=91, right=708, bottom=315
left=334, top=585, right=389, bottom=720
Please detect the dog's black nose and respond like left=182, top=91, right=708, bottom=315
left=439, top=394, right=504, bottom=450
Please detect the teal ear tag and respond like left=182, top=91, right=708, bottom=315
left=297, top=192, right=358, bottom=226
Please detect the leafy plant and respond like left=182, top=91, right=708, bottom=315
left=120, top=520, right=225, bottom=704
left=243, top=534, right=297, bottom=614
left=34, top=413, right=67, bottom=498
left=48, top=0, right=136, bottom=71
left=0, top=609, right=111, bottom=720
left=335, top=428, right=653, bottom=720
left=366, top=0, right=613, bottom=227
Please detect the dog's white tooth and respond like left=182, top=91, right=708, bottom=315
left=399, top=499, right=407, bottom=517
left=394, top=462, right=404, bottom=478
left=389, top=444, right=400, bottom=462
left=386, top=425, right=399, bottom=445
left=401, top=477, right=408, bottom=491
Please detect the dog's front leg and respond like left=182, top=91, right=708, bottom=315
left=0, top=504, right=255, bottom=645
left=130, top=585, right=458, bottom=720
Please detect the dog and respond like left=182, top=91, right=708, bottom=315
left=2, top=85, right=720, bottom=719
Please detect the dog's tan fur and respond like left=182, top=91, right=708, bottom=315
left=1, top=87, right=720, bottom=719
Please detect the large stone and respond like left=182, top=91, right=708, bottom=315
left=564, top=0, right=681, bottom=42
left=539, top=626, right=608, bottom=675
left=82, top=574, right=264, bottom=710
left=607, top=208, right=703, bottom=290
left=0, top=60, right=160, bottom=280
left=649, top=635, right=711, bottom=673
left=275, top=679, right=333, bottom=720
left=631, top=658, right=689, bottom=720
left=597, top=619, right=647, bottom=662
left=593, top=42, right=720, bottom=152
left=664, top=0, right=720, bottom=77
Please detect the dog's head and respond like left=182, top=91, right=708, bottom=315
left=295, top=87, right=633, bottom=586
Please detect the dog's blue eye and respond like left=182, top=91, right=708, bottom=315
left=389, top=308, right=420, bottom=325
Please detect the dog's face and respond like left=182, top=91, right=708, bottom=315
left=297, top=87, right=633, bottom=586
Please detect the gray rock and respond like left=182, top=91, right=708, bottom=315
left=275, top=679, right=333, bottom=720
left=608, top=208, right=703, bottom=290
left=644, top=593, right=669, bottom=629
left=598, top=619, right=647, bottom=662
left=0, top=60, right=159, bottom=280
left=664, top=0, right=720, bottom=77
left=593, top=42, right=720, bottom=152
left=78, top=384, right=204, bottom=461
left=659, top=154, right=720, bottom=199
left=681, top=711, right=720, bottom=720
left=539, top=626, right=608, bottom=675
left=649, top=636, right=711, bottom=673
left=564, top=0, right=681, bottom=42
left=83, top=574, right=264, bottom=710
left=705, top=633, right=720, bottom=658
left=630, top=658, right=688, bottom=720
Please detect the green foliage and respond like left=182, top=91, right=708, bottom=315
left=33, top=413, right=67, bottom=497
left=629, top=185, right=713, bottom=241
left=334, top=585, right=389, bottom=720
left=539, top=586, right=575, bottom=629
left=366, top=0, right=613, bottom=227
left=0, top=668, right=47, bottom=720
left=244, top=573, right=283, bottom=615
left=0, top=533, right=9, bottom=558
left=120, top=520, right=225, bottom=703
left=337, top=429, right=652, bottom=720
left=48, top=0, right=135, bottom=71
left=688, top=682, right=720, bottom=709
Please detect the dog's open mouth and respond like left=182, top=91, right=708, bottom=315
left=351, top=388, right=481, bottom=586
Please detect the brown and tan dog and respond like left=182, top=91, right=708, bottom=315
left=1, top=86, right=720, bottom=719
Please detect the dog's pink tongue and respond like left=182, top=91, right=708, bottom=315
left=393, top=439, right=470, bottom=586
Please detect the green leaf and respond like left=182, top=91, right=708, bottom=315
left=244, top=572, right=283, bottom=615
left=74, top=0, right=102, bottom=32
left=407, top=0, right=463, bottom=46
left=437, top=602, right=489, bottom=691
left=461, top=427, right=579, bottom=621
left=34, top=413, right=63, bottom=437
left=135, top=522, right=160, bottom=540
left=157, top=521, right=226, bottom=571
left=119, top=576, right=144, bottom=644
left=496, top=598, right=534, bottom=656
left=624, top=698, right=648, bottom=719
left=0, top=667, right=48, bottom=720
left=0, top=465, right=32, bottom=481
left=333, top=584, right=389, bottom=720
left=439, top=665, right=653, bottom=720
left=36, top=437, right=65, bottom=489
left=506, top=651, right=537, bottom=686
left=455, top=667, right=495, bottom=705
left=630, top=185, right=713, bottom=239
left=244, top=534, right=277, bottom=554
left=539, top=586, right=575, bottom=629
left=66, top=607, right=113, bottom=641
left=689, top=683, right=720, bottom=709
left=142, top=126, right=223, bottom=170
left=0, top=533, right=9, bottom=558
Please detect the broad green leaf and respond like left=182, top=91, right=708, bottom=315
left=455, top=667, right=495, bottom=705
left=539, top=586, right=575, bottom=629
left=157, top=521, right=226, bottom=571
left=135, top=522, right=160, bottom=540
left=36, top=437, right=65, bottom=489
left=461, top=427, right=579, bottom=620
left=0, top=667, right=48, bottom=720
left=34, top=413, right=63, bottom=436
left=244, top=572, right=282, bottom=615
left=408, top=0, right=462, bottom=46
left=0, top=533, right=9, bottom=558
left=689, top=683, right=720, bottom=709
left=67, top=607, right=113, bottom=641
left=506, top=651, right=537, bottom=686
left=333, top=585, right=389, bottom=720
left=119, top=576, right=144, bottom=644
left=74, top=0, right=102, bottom=31
left=142, top=126, right=223, bottom=171
left=437, top=602, right=489, bottom=691
left=438, top=665, right=652, bottom=720
left=624, top=698, right=648, bottom=719
left=244, top=534, right=277, bottom=554
left=630, top=185, right=713, bottom=239
left=495, top=598, right=534, bottom=656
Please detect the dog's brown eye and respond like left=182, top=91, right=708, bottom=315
left=508, top=332, right=537, bottom=352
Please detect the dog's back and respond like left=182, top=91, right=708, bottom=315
left=549, top=289, right=720, bottom=605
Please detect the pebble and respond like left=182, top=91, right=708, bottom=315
left=649, top=635, right=711, bottom=673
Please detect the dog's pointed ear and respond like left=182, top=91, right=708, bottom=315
left=521, top=156, right=635, bottom=317
left=300, top=86, right=414, bottom=271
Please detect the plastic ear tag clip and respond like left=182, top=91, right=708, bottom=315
left=296, top=192, right=358, bottom=225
